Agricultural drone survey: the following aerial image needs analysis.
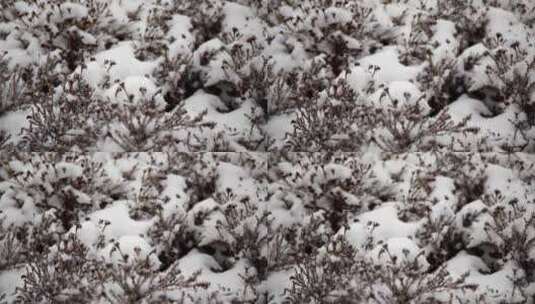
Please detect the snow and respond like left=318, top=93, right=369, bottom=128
left=455, top=200, right=493, bottom=248
left=181, top=93, right=263, bottom=148
left=447, top=253, right=526, bottom=303
left=486, top=7, right=530, bottom=48
left=368, top=81, right=430, bottom=114
left=0, top=109, right=29, bottom=145
left=79, top=43, right=158, bottom=90
left=430, top=19, right=459, bottom=62
left=440, top=95, right=529, bottom=149
left=357, top=46, right=422, bottom=84
left=187, top=198, right=224, bottom=247
left=166, top=15, right=195, bottom=58
left=344, top=203, right=420, bottom=249
left=192, top=39, right=235, bottom=87
left=265, top=112, right=295, bottom=150
left=104, top=75, right=164, bottom=105
left=0, top=269, right=22, bottom=303
left=101, top=235, right=159, bottom=267
left=222, top=2, right=266, bottom=40
left=368, top=237, right=429, bottom=269
left=256, top=269, right=293, bottom=302
left=171, top=250, right=250, bottom=301
left=87, top=202, right=152, bottom=241
left=160, top=174, right=189, bottom=218
left=216, top=162, right=259, bottom=200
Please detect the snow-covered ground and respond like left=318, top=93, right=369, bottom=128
left=0, top=0, right=535, bottom=303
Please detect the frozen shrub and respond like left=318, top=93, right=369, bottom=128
left=434, top=0, right=489, bottom=50
left=278, top=0, right=383, bottom=76
left=371, top=100, right=474, bottom=153
left=217, top=32, right=278, bottom=117
left=102, top=242, right=209, bottom=303
left=15, top=232, right=104, bottom=304
left=272, top=152, right=384, bottom=231
left=287, top=74, right=475, bottom=152
left=153, top=55, right=201, bottom=112
left=417, top=211, right=464, bottom=271
left=417, top=53, right=462, bottom=114
left=225, top=53, right=274, bottom=117
left=360, top=246, right=473, bottom=303
left=287, top=77, right=371, bottom=151
left=396, top=170, right=435, bottom=222
left=398, top=13, right=436, bottom=66
left=15, top=232, right=209, bottom=304
left=164, top=0, right=224, bottom=47
left=287, top=235, right=473, bottom=304
left=433, top=152, right=489, bottom=208
left=104, top=88, right=214, bottom=152
left=483, top=192, right=535, bottom=282
left=261, top=58, right=332, bottom=117
left=128, top=167, right=168, bottom=220
left=148, top=212, right=195, bottom=272
left=20, top=75, right=106, bottom=152
left=215, top=196, right=291, bottom=279
left=132, top=7, right=169, bottom=61
left=0, top=131, right=12, bottom=151
left=165, top=152, right=219, bottom=203
left=20, top=55, right=65, bottom=100
left=0, top=222, right=25, bottom=272
left=287, top=236, right=361, bottom=304
left=1, top=0, right=133, bottom=72
left=0, top=53, right=24, bottom=116
left=0, top=212, right=67, bottom=274
left=482, top=40, right=535, bottom=125
left=18, top=70, right=216, bottom=152
left=0, top=154, right=128, bottom=230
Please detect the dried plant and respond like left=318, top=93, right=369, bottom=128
left=482, top=40, right=535, bottom=125
left=103, top=241, right=209, bottom=303
left=417, top=53, right=461, bottom=114
left=287, top=235, right=474, bottom=303
left=483, top=192, right=535, bottom=282
left=215, top=194, right=291, bottom=280
left=372, top=89, right=476, bottom=153
left=398, top=13, right=436, bottom=65
left=287, top=236, right=360, bottom=304
left=287, top=78, right=371, bottom=151
left=153, top=55, right=201, bottom=112
left=20, top=74, right=105, bottom=152
left=165, top=0, right=224, bottom=47
left=397, top=170, right=435, bottom=222
left=435, top=0, right=489, bottom=50
left=0, top=154, right=127, bottom=230
left=0, top=53, right=25, bottom=116
left=15, top=232, right=209, bottom=304
left=105, top=88, right=214, bottom=152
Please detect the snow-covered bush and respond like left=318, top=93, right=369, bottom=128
left=286, top=74, right=475, bottom=152
left=0, top=53, right=24, bottom=117
left=1, top=0, right=535, bottom=303
left=0, top=151, right=534, bottom=303
left=289, top=235, right=473, bottom=303
left=15, top=230, right=209, bottom=303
